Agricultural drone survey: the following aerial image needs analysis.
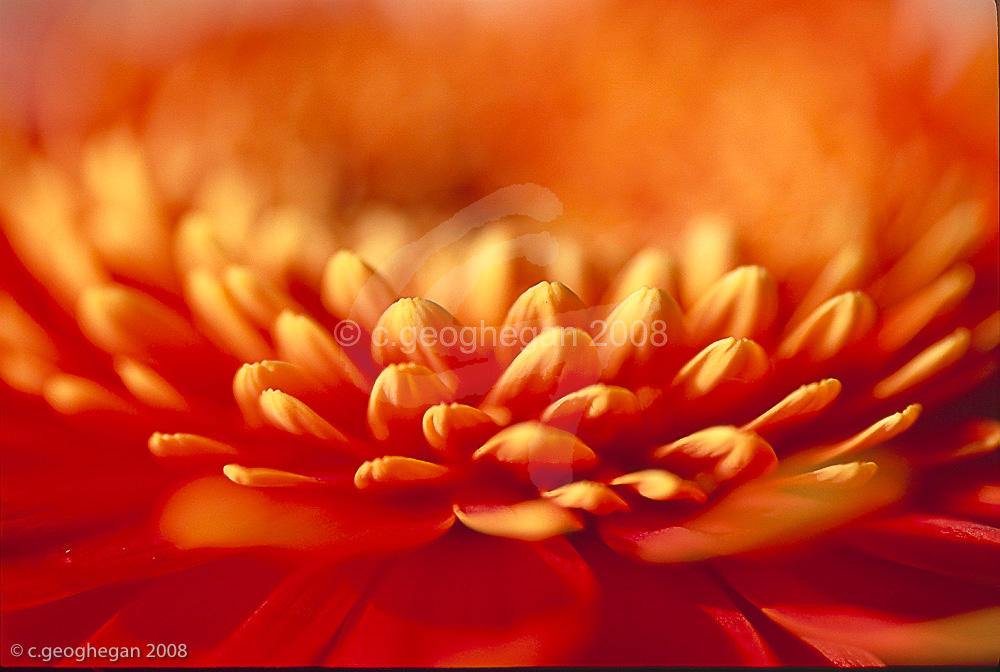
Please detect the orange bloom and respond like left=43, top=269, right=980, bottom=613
left=1, top=0, right=998, bottom=666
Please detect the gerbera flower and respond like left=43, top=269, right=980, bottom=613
left=1, top=0, right=998, bottom=667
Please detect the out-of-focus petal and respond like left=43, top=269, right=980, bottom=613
left=715, top=544, right=1000, bottom=665
left=158, top=475, right=454, bottom=555
left=321, top=531, right=596, bottom=666
left=79, top=555, right=290, bottom=666
left=601, top=458, right=904, bottom=562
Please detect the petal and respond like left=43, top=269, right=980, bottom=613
left=158, top=476, right=454, bottom=555
left=202, top=560, right=381, bottom=666
left=79, top=555, right=290, bottom=665
left=839, top=515, right=1000, bottom=587
left=323, top=531, right=596, bottom=666
left=601, top=458, right=904, bottom=562
left=575, top=544, right=794, bottom=665
left=716, top=545, right=1000, bottom=665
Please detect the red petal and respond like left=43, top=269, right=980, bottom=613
left=714, top=544, right=1000, bottom=664
left=568, top=541, right=836, bottom=666
left=839, top=514, right=1000, bottom=587
left=2, top=523, right=213, bottom=610
left=322, top=530, right=596, bottom=666
left=201, top=560, right=381, bottom=666
left=78, top=555, right=289, bottom=666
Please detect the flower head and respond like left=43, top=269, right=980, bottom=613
left=1, top=0, right=998, bottom=667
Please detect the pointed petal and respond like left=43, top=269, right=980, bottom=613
left=877, top=264, right=974, bottom=352
left=610, top=469, right=706, bottom=502
left=114, top=358, right=188, bottom=411
left=422, top=402, right=503, bottom=460
left=541, top=384, right=642, bottom=449
left=542, top=480, right=629, bottom=514
left=672, top=337, right=770, bottom=399
left=472, top=421, right=598, bottom=490
left=273, top=311, right=369, bottom=392
left=453, top=500, right=584, bottom=541
left=184, top=270, right=273, bottom=362
left=654, top=426, right=777, bottom=491
left=354, top=456, right=452, bottom=490
left=483, top=327, right=600, bottom=422
left=596, top=287, right=685, bottom=385
left=321, top=250, right=396, bottom=331
left=78, top=285, right=202, bottom=359
left=743, top=379, right=841, bottom=433
left=605, top=248, right=679, bottom=305
left=501, top=281, right=588, bottom=357
left=873, top=328, right=970, bottom=399
left=686, top=266, right=778, bottom=343
left=678, top=215, right=737, bottom=308
left=368, top=363, right=453, bottom=442
left=223, top=463, right=322, bottom=487
left=777, top=292, right=876, bottom=361
left=148, top=432, right=238, bottom=459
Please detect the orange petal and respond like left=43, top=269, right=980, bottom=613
left=778, top=461, right=879, bottom=490
left=685, top=266, right=778, bottom=344
left=742, top=379, right=841, bottom=433
left=422, top=403, right=503, bottom=460
left=472, top=421, right=598, bottom=489
left=540, top=384, right=642, bottom=449
left=174, top=212, right=232, bottom=275
left=501, top=281, right=588, bottom=356
left=321, top=250, right=397, bottom=331
left=0, top=292, right=58, bottom=361
left=222, top=265, right=300, bottom=329
left=78, top=284, right=201, bottom=359
left=653, top=426, right=777, bottom=491
left=453, top=500, right=584, bottom=540
left=371, top=297, right=472, bottom=383
left=542, top=481, right=629, bottom=514
left=233, top=360, right=324, bottom=427
left=223, top=464, right=321, bottom=487
left=273, top=311, right=370, bottom=392
left=596, top=287, right=685, bottom=384
left=368, top=363, right=453, bottom=442
left=875, top=200, right=982, bottom=304
left=786, top=246, right=868, bottom=328
left=777, top=292, right=876, bottom=362
left=114, top=357, right=188, bottom=411
left=43, top=374, right=136, bottom=416
left=610, top=469, right=707, bottom=502
left=482, top=327, right=601, bottom=422
left=184, top=270, right=273, bottom=362
left=678, top=215, right=737, bottom=308
left=354, top=456, right=452, bottom=490
left=602, top=460, right=904, bottom=563
left=149, top=433, right=238, bottom=459
left=259, top=389, right=349, bottom=443
left=873, top=329, right=970, bottom=399
left=160, top=476, right=454, bottom=553
left=789, top=404, right=921, bottom=469
left=605, top=248, right=679, bottom=306
left=972, top=311, right=1000, bottom=353
left=877, top=265, right=974, bottom=353
left=672, top=337, right=770, bottom=399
